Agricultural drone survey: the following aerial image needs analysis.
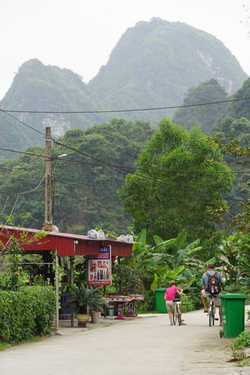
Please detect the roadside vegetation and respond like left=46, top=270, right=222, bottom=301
left=231, top=329, right=250, bottom=367
left=0, top=218, right=56, bottom=346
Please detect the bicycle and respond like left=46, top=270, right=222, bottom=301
left=207, top=294, right=219, bottom=326
left=172, top=298, right=182, bottom=326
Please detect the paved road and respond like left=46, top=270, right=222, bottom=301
left=1, top=309, right=249, bottom=375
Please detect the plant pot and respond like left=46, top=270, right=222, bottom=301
left=91, top=311, right=101, bottom=324
left=76, top=313, right=89, bottom=327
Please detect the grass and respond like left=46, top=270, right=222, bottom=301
left=0, top=342, right=10, bottom=351
left=236, top=357, right=250, bottom=367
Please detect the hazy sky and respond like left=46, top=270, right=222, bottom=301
left=1, top=0, right=249, bottom=101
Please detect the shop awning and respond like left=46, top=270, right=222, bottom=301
left=0, top=226, right=133, bottom=257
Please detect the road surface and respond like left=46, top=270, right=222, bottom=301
left=1, top=308, right=249, bottom=374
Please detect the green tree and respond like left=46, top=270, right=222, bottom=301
left=218, top=232, right=250, bottom=287
left=118, top=117, right=234, bottom=254
left=173, top=79, right=228, bottom=133
left=208, top=116, right=250, bottom=219
left=0, top=119, right=155, bottom=235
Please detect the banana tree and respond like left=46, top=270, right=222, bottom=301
left=218, top=232, right=250, bottom=285
left=148, top=230, right=202, bottom=291
left=151, top=230, right=202, bottom=268
left=150, top=265, right=185, bottom=292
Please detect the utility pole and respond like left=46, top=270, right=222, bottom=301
left=43, top=127, right=54, bottom=231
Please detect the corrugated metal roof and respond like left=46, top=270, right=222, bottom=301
left=0, top=226, right=133, bottom=257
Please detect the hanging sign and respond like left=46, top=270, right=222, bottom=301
left=88, top=245, right=112, bottom=285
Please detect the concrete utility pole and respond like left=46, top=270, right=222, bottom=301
left=43, top=127, right=54, bottom=231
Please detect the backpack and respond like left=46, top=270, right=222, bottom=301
left=205, top=271, right=221, bottom=294
left=175, top=289, right=181, bottom=299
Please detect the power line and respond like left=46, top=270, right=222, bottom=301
left=52, top=157, right=250, bottom=174
left=0, top=108, right=44, bottom=135
left=52, top=139, right=235, bottom=200
left=0, top=137, right=247, bottom=201
left=0, top=183, right=44, bottom=196
left=1, top=97, right=250, bottom=115
left=0, top=146, right=53, bottom=164
left=1, top=142, right=250, bottom=179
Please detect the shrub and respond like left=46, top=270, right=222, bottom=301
left=180, top=295, right=197, bottom=313
left=0, top=286, right=56, bottom=345
left=233, top=331, right=250, bottom=351
left=231, top=331, right=250, bottom=362
left=225, top=284, right=250, bottom=304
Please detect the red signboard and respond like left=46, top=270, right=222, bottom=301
left=87, top=245, right=111, bottom=285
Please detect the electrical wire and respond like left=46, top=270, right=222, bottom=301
left=0, top=142, right=244, bottom=198
left=0, top=107, right=247, bottom=203
left=49, top=157, right=250, bottom=174
left=54, top=178, right=247, bottom=202
left=0, top=183, right=44, bottom=196
left=51, top=139, right=237, bottom=200
left=0, top=150, right=248, bottom=175
left=0, top=146, right=48, bottom=159
left=0, top=147, right=50, bottom=219
left=0, top=108, right=44, bottom=135
left=1, top=96, right=250, bottom=114
left=1, top=95, right=248, bottom=226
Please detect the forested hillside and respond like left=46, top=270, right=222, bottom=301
left=207, top=79, right=250, bottom=219
left=219, top=78, right=250, bottom=122
left=172, top=78, right=250, bottom=220
left=0, top=59, right=108, bottom=139
left=89, top=18, right=247, bottom=123
left=0, top=119, right=155, bottom=235
left=0, top=18, right=248, bottom=163
left=172, top=79, right=229, bottom=133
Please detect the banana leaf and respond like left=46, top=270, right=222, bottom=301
left=171, top=230, right=187, bottom=255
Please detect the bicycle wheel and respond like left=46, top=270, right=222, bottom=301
left=209, top=304, right=215, bottom=326
left=209, top=310, right=212, bottom=326
left=212, top=303, right=215, bottom=326
left=177, top=305, right=181, bottom=326
left=173, top=306, right=176, bottom=325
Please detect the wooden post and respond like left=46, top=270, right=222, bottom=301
left=55, top=250, right=59, bottom=330
left=70, top=256, right=74, bottom=327
left=43, top=127, right=53, bottom=231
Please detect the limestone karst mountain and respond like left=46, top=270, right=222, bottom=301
left=0, top=18, right=248, bottom=162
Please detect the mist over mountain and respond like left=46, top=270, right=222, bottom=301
left=0, top=18, right=248, bottom=162
left=172, top=79, right=229, bottom=133
left=89, top=18, right=247, bottom=122
left=173, top=77, right=250, bottom=133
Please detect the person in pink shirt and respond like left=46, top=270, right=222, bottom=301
left=164, top=281, right=183, bottom=325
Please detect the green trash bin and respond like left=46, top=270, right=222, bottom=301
left=220, top=293, right=246, bottom=338
left=155, top=288, right=167, bottom=313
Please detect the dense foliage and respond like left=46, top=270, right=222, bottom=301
left=173, top=79, right=228, bottom=133
left=173, top=78, right=250, bottom=221
left=208, top=81, right=250, bottom=220
left=223, top=78, right=250, bottom=121
left=66, top=283, right=108, bottom=314
left=111, top=229, right=206, bottom=313
left=0, top=287, right=56, bottom=344
left=119, top=117, right=234, bottom=254
left=0, top=119, right=155, bottom=234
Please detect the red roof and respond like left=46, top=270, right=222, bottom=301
left=0, top=226, right=133, bottom=257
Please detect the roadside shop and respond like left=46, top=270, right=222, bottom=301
left=0, top=225, right=134, bottom=327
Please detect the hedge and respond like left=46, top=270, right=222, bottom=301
left=0, top=286, right=56, bottom=345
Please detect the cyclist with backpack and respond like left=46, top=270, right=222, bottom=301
left=201, top=263, right=225, bottom=326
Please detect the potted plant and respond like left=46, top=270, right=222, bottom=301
left=66, top=283, right=108, bottom=326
